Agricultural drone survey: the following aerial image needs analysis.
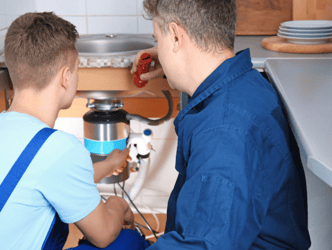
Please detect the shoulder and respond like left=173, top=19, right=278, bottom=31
left=39, top=129, right=91, bottom=167
left=48, top=129, right=86, bottom=152
left=193, top=70, right=288, bottom=153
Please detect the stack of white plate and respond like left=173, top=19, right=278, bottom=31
left=278, top=20, right=332, bottom=44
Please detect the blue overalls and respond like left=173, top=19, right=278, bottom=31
left=0, top=128, right=148, bottom=250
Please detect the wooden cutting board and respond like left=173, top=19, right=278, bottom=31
left=262, top=36, right=332, bottom=53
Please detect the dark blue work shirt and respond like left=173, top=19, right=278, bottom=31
left=149, top=49, right=311, bottom=249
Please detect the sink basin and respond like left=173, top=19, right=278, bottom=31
left=76, top=34, right=156, bottom=56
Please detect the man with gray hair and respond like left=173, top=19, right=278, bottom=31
left=131, top=0, right=311, bottom=249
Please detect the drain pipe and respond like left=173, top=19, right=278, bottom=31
left=126, top=90, right=173, bottom=125
left=126, top=130, right=152, bottom=201
left=125, top=157, right=150, bottom=202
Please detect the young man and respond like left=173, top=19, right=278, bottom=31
left=0, top=12, right=148, bottom=250
left=131, top=0, right=311, bottom=249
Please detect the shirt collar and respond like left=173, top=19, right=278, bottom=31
left=175, top=49, right=253, bottom=127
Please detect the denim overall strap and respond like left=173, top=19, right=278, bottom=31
left=0, top=127, right=56, bottom=212
left=0, top=127, right=69, bottom=250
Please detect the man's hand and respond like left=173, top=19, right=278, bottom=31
left=106, top=196, right=135, bottom=230
left=75, top=196, right=135, bottom=248
left=93, top=148, right=131, bottom=183
left=105, top=148, right=132, bottom=176
left=130, top=47, right=164, bottom=81
left=122, top=205, right=135, bottom=230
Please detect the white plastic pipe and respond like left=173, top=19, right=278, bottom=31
left=125, top=157, right=150, bottom=202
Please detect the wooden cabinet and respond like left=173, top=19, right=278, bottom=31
left=58, top=68, right=180, bottom=118
left=0, top=89, right=6, bottom=112
left=236, top=0, right=332, bottom=35
left=293, top=0, right=332, bottom=20
left=0, top=70, right=10, bottom=112
left=236, top=0, right=293, bottom=35
left=77, top=68, right=171, bottom=91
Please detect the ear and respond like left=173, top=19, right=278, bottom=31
left=60, top=66, right=71, bottom=90
left=169, top=22, right=185, bottom=52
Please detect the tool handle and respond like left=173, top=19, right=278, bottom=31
left=133, top=53, right=152, bottom=88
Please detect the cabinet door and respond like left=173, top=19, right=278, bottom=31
left=0, top=89, right=6, bottom=112
left=0, top=70, right=10, bottom=112
left=236, top=0, right=293, bottom=35
left=293, top=0, right=332, bottom=20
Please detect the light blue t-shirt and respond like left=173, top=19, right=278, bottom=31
left=0, top=112, right=101, bottom=250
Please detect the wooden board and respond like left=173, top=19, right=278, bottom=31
left=58, top=96, right=180, bottom=118
left=293, top=0, right=332, bottom=20
left=0, top=69, right=10, bottom=112
left=262, top=36, right=332, bottom=53
left=236, top=0, right=292, bottom=35
left=78, top=68, right=171, bottom=91
left=0, top=89, right=6, bottom=112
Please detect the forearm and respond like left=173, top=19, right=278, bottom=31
left=103, top=197, right=128, bottom=243
left=79, top=197, right=130, bottom=248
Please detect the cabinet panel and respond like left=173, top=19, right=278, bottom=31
left=72, top=67, right=179, bottom=118
left=293, top=0, right=332, bottom=20
left=0, top=69, right=10, bottom=112
left=236, top=0, right=293, bottom=35
left=58, top=97, right=180, bottom=118
left=78, top=68, right=171, bottom=91
left=0, top=89, right=6, bottom=112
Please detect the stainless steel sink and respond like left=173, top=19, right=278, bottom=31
left=75, top=34, right=157, bottom=98
left=76, top=34, right=156, bottom=56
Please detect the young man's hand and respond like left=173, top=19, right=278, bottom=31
left=105, top=148, right=132, bottom=176
left=130, top=47, right=164, bottom=81
left=93, top=148, right=131, bottom=183
left=76, top=196, right=135, bottom=248
left=106, top=196, right=135, bottom=230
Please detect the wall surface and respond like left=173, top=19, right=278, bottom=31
left=0, top=0, right=7, bottom=34
left=0, top=0, right=153, bottom=35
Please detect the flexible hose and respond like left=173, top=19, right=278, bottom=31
left=125, top=157, right=150, bottom=202
left=126, top=90, right=173, bottom=125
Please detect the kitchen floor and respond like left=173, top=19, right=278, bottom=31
left=63, top=213, right=167, bottom=249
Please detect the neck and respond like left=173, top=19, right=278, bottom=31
left=7, top=87, right=61, bottom=128
left=183, top=48, right=235, bottom=96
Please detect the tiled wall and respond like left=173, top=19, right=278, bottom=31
left=0, top=0, right=8, bottom=34
left=0, top=0, right=153, bottom=35
left=1, top=0, right=177, bottom=212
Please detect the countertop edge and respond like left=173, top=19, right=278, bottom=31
left=265, top=58, right=332, bottom=188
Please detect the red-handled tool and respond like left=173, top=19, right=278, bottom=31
left=133, top=53, right=152, bottom=88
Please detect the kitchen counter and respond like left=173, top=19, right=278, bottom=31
left=1, top=35, right=332, bottom=187
left=234, top=36, right=332, bottom=69
left=265, top=59, right=332, bottom=187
